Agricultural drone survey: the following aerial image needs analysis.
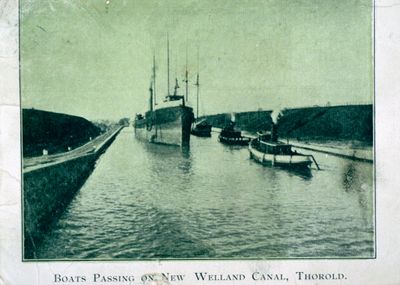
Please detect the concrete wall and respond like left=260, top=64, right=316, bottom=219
left=23, top=127, right=122, bottom=259
left=24, top=154, right=96, bottom=258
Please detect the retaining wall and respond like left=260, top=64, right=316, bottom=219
left=23, top=127, right=122, bottom=259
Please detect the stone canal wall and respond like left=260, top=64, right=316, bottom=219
left=23, top=127, right=122, bottom=259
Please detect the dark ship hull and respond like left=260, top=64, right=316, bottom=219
left=191, top=119, right=212, bottom=137
left=218, top=134, right=250, bottom=145
left=134, top=105, right=194, bottom=147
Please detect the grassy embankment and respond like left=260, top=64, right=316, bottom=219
left=204, top=105, right=373, bottom=145
left=23, top=108, right=102, bottom=157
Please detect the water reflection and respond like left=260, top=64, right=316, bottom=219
left=341, top=161, right=373, bottom=226
left=219, top=143, right=247, bottom=153
left=278, top=165, right=312, bottom=180
left=248, top=159, right=313, bottom=181
left=342, top=162, right=357, bottom=192
left=140, top=141, right=194, bottom=190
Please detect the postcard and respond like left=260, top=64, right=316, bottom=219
left=1, top=0, right=399, bottom=284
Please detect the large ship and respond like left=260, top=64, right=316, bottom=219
left=134, top=40, right=194, bottom=147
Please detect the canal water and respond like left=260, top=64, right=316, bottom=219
left=37, top=128, right=374, bottom=259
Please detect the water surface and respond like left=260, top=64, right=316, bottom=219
left=37, top=129, right=374, bottom=259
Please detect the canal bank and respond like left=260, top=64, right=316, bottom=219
left=288, top=140, right=373, bottom=163
left=23, top=126, right=123, bottom=259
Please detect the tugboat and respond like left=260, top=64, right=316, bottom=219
left=249, top=122, right=319, bottom=169
left=134, top=39, right=194, bottom=147
left=218, top=120, right=251, bottom=145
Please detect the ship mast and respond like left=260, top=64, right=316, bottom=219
left=174, top=78, right=180, bottom=95
left=164, top=35, right=185, bottom=106
left=149, top=80, right=153, bottom=112
left=167, top=35, right=170, bottom=96
left=195, top=48, right=200, bottom=119
left=153, top=53, right=156, bottom=109
left=196, top=74, right=200, bottom=119
left=185, top=46, right=189, bottom=103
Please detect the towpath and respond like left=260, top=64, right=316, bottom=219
left=24, top=126, right=123, bottom=172
left=287, top=140, right=373, bottom=162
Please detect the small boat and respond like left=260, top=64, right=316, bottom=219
left=191, top=119, right=212, bottom=137
left=218, top=121, right=251, bottom=145
left=249, top=124, right=318, bottom=169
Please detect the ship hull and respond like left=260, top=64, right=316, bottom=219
left=191, top=123, right=212, bottom=137
left=218, top=135, right=250, bottom=145
left=249, top=143, right=312, bottom=168
left=134, top=105, right=194, bottom=147
left=191, top=128, right=212, bottom=137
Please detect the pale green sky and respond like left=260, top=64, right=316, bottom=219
left=21, top=0, right=373, bottom=120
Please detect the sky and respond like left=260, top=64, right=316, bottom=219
left=20, top=0, right=373, bottom=121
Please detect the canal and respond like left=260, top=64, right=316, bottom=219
left=36, top=128, right=374, bottom=259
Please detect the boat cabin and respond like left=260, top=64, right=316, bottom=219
left=254, top=133, right=294, bottom=155
left=220, top=121, right=242, bottom=137
left=257, top=140, right=293, bottom=155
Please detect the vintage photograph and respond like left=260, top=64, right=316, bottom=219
left=21, top=0, right=374, bottom=260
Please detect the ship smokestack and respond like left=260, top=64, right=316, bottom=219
left=271, top=109, right=281, bottom=125
left=270, top=109, right=282, bottom=142
left=271, top=122, right=278, bottom=142
left=231, top=113, right=236, bottom=122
